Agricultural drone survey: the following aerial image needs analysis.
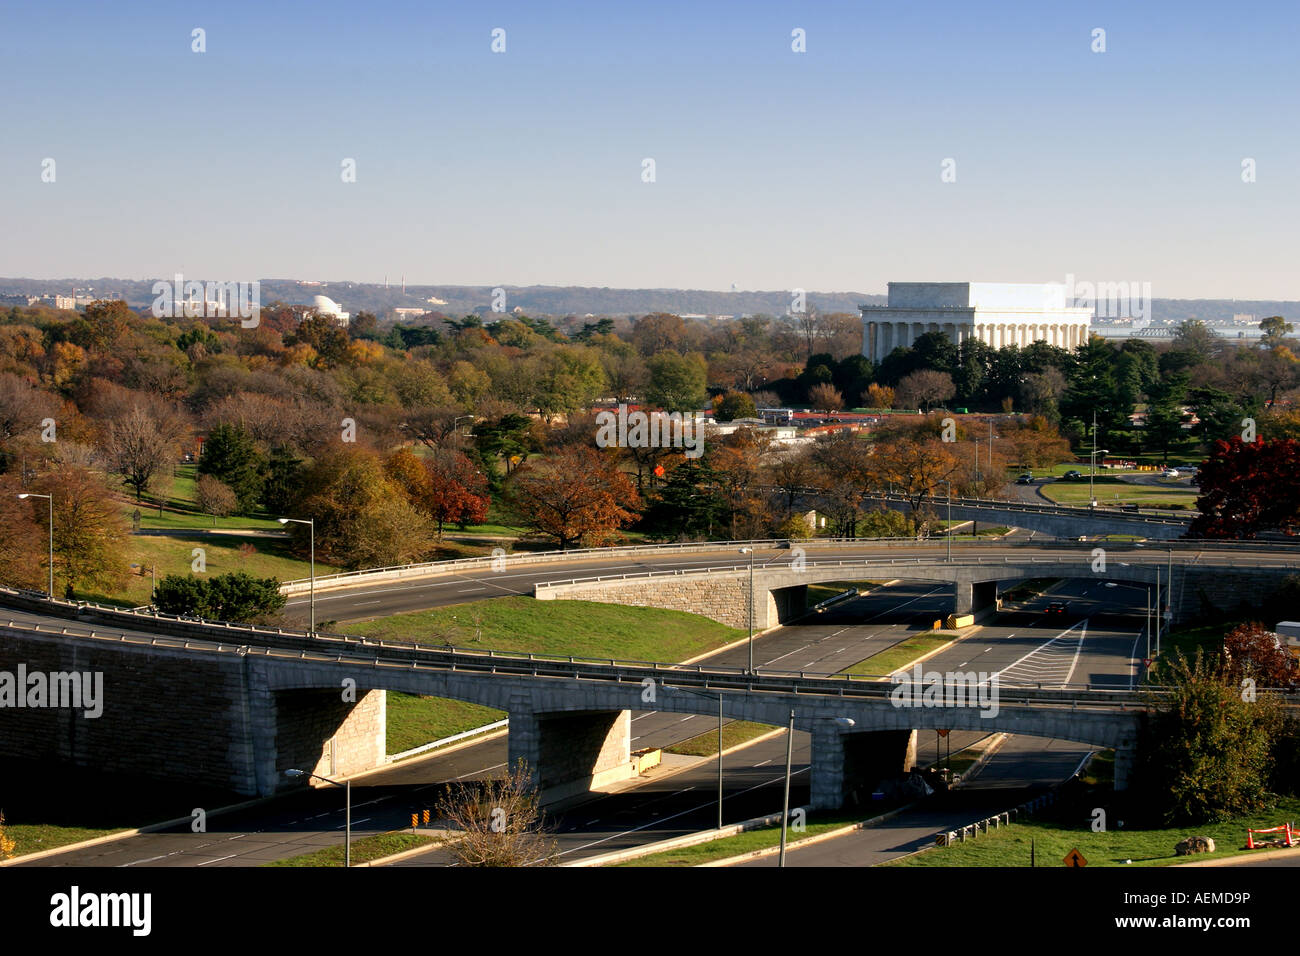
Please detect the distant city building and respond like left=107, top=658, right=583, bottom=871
left=311, top=294, right=350, bottom=326
left=26, top=294, right=77, bottom=310
left=1233, top=312, right=1258, bottom=325
left=392, top=307, right=428, bottom=319
left=860, top=282, right=1092, bottom=362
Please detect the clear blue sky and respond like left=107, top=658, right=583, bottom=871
left=2, top=0, right=1297, bottom=299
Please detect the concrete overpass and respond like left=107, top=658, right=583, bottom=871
left=862, top=492, right=1193, bottom=540
left=0, top=594, right=1150, bottom=809
left=534, top=548, right=1300, bottom=631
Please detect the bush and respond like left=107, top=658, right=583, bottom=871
left=1135, top=650, right=1282, bottom=825
left=153, top=571, right=286, bottom=623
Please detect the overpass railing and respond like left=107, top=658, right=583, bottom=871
left=5, top=598, right=1298, bottom=709
left=533, top=552, right=1300, bottom=590
left=275, top=531, right=1300, bottom=597
left=0, top=615, right=1167, bottom=708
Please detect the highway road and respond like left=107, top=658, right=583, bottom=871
left=279, top=539, right=1297, bottom=630
left=7, top=579, right=1025, bottom=868
left=732, top=734, right=1097, bottom=868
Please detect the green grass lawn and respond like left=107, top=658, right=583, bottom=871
left=386, top=693, right=505, bottom=755
left=1040, top=478, right=1197, bottom=509
left=348, top=600, right=745, bottom=752
left=840, top=631, right=952, bottom=678
left=665, top=721, right=775, bottom=757
left=342, top=596, right=746, bottom=664
left=614, top=810, right=876, bottom=866
left=78, top=533, right=341, bottom=606
left=263, top=831, right=436, bottom=867
left=887, top=796, right=1300, bottom=868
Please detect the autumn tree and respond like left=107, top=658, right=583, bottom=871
left=864, top=382, right=895, bottom=410
left=714, top=391, right=758, bottom=422
left=1190, top=437, right=1300, bottom=538
left=507, top=446, right=639, bottom=549
left=867, top=435, right=962, bottom=523
left=388, top=446, right=489, bottom=539
left=434, top=759, right=558, bottom=866
left=37, top=468, right=129, bottom=599
left=297, top=445, right=435, bottom=569
left=1221, top=622, right=1298, bottom=688
left=0, top=475, right=47, bottom=590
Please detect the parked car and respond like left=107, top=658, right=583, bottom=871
left=1045, top=601, right=1069, bottom=614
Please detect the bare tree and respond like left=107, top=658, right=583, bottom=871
left=434, top=760, right=558, bottom=866
left=807, top=383, right=844, bottom=416
left=100, top=405, right=174, bottom=501
left=196, top=474, right=238, bottom=526
left=895, top=369, right=955, bottom=413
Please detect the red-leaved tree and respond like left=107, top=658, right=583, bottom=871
left=1222, top=622, right=1298, bottom=688
left=1190, top=436, right=1300, bottom=538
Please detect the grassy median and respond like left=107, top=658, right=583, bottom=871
left=840, top=631, right=952, bottom=678
left=614, top=811, right=877, bottom=866
left=665, top=721, right=776, bottom=757
left=263, top=831, right=437, bottom=867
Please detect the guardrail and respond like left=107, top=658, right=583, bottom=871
left=274, top=531, right=1300, bottom=596
left=6, top=592, right=1298, bottom=707
left=532, top=552, right=1300, bottom=591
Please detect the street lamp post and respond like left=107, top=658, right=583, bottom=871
left=778, top=709, right=795, bottom=867
left=739, top=547, right=755, bottom=674
left=279, top=517, right=315, bottom=633
left=1088, top=447, right=1110, bottom=509
left=717, top=693, right=724, bottom=830
left=942, top=480, right=952, bottom=563
left=778, top=714, right=854, bottom=868
left=17, top=493, right=53, bottom=599
left=1104, top=580, right=1155, bottom=680
left=285, top=769, right=350, bottom=867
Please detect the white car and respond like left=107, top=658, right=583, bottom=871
left=1161, top=468, right=1180, bottom=479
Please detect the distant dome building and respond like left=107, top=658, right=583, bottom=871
left=311, top=295, right=351, bottom=326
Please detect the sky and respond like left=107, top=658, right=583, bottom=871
left=2, top=0, right=1298, bottom=300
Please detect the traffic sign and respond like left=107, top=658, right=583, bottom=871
left=1064, top=847, right=1088, bottom=868
left=937, top=729, right=950, bottom=738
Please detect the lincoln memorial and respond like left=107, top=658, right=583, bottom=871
left=860, top=282, right=1093, bottom=363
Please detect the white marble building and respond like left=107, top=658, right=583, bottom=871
left=860, top=282, right=1092, bottom=363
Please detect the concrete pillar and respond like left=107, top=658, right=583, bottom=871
left=954, top=578, right=998, bottom=617
left=1113, top=742, right=1136, bottom=791
left=510, top=707, right=633, bottom=799
left=244, top=657, right=279, bottom=796
left=813, top=728, right=919, bottom=809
